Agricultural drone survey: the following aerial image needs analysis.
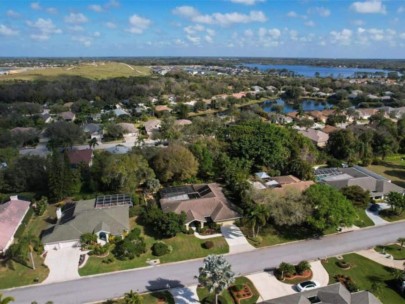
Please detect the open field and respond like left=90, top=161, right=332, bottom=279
left=322, top=254, right=404, bottom=304
left=0, top=62, right=150, bottom=81
left=367, top=155, right=405, bottom=188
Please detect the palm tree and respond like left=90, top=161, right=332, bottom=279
left=246, top=204, right=271, bottom=237
left=88, top=137, right=98, bottom=149
left=0, top=294, right=14, bottom=304
left=198, top=255, right=235, bottom=304
left=371, top=281, right=383, bottom=298
left=398, top=237, right=405, bottom=250
left=123, top=290, right=142, bottom=304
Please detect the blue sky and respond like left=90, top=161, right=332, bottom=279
left=0, top=0, right=404, bottom=58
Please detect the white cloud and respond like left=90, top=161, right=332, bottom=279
left=128, top=14, right=151, bottom=34
left=6, top=10, right=20, bottom=18
left=398, top=6, right=405, bottom=13
left=0, top=24, right=19, bottom=36
left=352, top=19, right=365, bottom=26
left=244, top=29, right=254, bottom=37
left=229, top=0, right=265, bottom=5
left=27, top=18, right=62, bottom=40
left=400, top=33, right=405, bottom=39
left=205, top=35, right=213, bottom=43
left=46, top=7, right=58, bottom=14
left=67, top=25, right=84, bottom=32
left=184, top=24, right=205, bottom=34
left=106, top=22, right=117, bottom=29
left=31, top=2, right=41, bottom=10
left=305, top=20, right=315, bottom=27
left=350, top=0, right=386, bottom=14
left=105, top=0, right=120, bottom=9
left=173, top=6, right=266, bottom=25
left=72, top=36, right=92, bottom=47
left=65, top=13, right=88, bottom=24
left=289, top=30, right=298, bottom=40
left=89, top=5, right=104, bottom=13
left=287, top=11, right=298, bottom=18
left=330, top=29, right=352, bottom=45
left=186, top=35, right=200, bottom=44
left=94, top=31, right=101, bottom=37
left=308, top=7, right=331, bottom=17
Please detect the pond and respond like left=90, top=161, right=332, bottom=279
left=261, top=99, right=333, bottom=114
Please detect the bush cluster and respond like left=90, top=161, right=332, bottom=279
left=152, top=241, right=172, bottom=256
left=203, top=241, right=214, bottom=249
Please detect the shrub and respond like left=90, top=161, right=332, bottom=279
left=102, top=257, right=115, bottom=264
left=113, top=235, right=146, bottom=260
left=278, top=262, right=296, bottom=278
left=203, top=241, right=214, bottom=249
left=152, top=241, right=172, bottom=256
left=126, top=227, right=142, bottom=240
left=80, top=233, right=97, bottom=247
left=129, top=205, right=142, bottom=218
left=89, top=244, right=110, bottom=256
left=233, top=284, right=244, bottom=292
left=32, top=196, right=48, bottom=216
left=296, top=260, right=311, bottom=274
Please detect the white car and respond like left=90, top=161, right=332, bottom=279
left=296, top=280, right=320, bottom=292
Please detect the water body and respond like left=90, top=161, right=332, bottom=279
left=0, top=67, right=13, bottom=75
left=243, top=63, right=389, bottom=78
left=261, top=99, right=333, bottom=114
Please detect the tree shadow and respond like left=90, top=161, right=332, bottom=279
left=146, top=278, right=185, bottom=291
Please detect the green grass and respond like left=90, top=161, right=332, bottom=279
left=367, top=155, right=405, bottom=188
left=0, top=253, right=49, bottom=289
left=80, top=220, right=229, bottom=276
left=97, top=291, right=174, bottom=304
left=379, top=209, right=405, bottom=222
left=241, top=226, right=295, bottom=248
left=354, top=206, right=374, bottom=228
left=322, top=254, right=405, bottom=304
left=0, top=62, right=150, bottom=81
left=375, top=244, right=405, bottom=260
left=197, top=277, right=259, bottom=304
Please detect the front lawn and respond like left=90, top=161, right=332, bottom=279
left=322, top=254, right=404, bottom=304
left=80, top=222, right=229, bottom=276
left=354, top=206, right=374, bottom=228
left=379, top=209, right=405, bottom=222
left=375, top=244, right=405, bottom=260
left=197, top=277, right=260, bottom=304
left=99, top=291, right=174, bottom=304
left=242, top=225, right=299, bottom=248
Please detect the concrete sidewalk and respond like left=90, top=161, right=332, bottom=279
left=357, top=248, right=405, bottom=270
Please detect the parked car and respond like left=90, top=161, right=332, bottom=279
left=296, top=280, right=320, bottom=292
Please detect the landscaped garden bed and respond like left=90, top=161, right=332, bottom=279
left=375, top=244, right=405, bottom=260
left=274, top=261, right=312, bottom=284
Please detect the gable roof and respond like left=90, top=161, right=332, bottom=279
left=160, top=183, right=240, bottom=224
left=66, top=149, right=93, bottom=166
left=59, top=111, right=75, bottom=120
left=117, top=123, right=138, bottom=134
left=299, top=128, right=329, bottom=144
left=0, top=197, right=30, bottom=252
left=42, top=199, right=129, bottom=244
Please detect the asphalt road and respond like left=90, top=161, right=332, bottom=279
left=3, top=221, right=405, bottom=304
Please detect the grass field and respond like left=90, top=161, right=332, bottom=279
left=375, top=244, right=405, bottom=260
left=80, top=219, right=229, bottom=276
left=322, top=254, right=404, bottom=304
left=354, top=206, right=374, bottom=228
left=0, top=62, right=150, bottom=81
left=367, top=155, right=405, bottom=188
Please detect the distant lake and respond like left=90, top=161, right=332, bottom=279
left=261, top=99, right=333, bottom=114
left=243, top=63, right=390, bottom=78
left=0, top=67, right=13, bottom=75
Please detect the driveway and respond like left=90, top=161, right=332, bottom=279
left=43, top=247, right=82, bottom=284
left=221, top=225, right=255, bottom=254
left=246, top=261, right=328, bottom=301
left=169, top=285, right=199, bottom=304
left=365, top=203, right=390, bottom=226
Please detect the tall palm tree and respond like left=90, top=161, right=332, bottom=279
left=246, top=204, right=271, bottom=237
left=0, top=293, right=14, bottom=304
left=198, top=255, right=235, bottom=304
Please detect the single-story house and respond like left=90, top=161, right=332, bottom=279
left=262, top=283, right=381, bottom=304
left=41, top=113, right=53, bottom=124
left=252, top=174, right=314, bottom=193
left=159, top=183, right=240, bottom=230
left=155, top=105, right=172, bottom=112
left=356, top=108, right=378, bottom=120
left=322, top=125, right=340, bottom=134
left=42, top=196, right=131, bottom=250
left=111, top=108, right=130, bottom=117
left=117, top=123, right=138, bottom=137
left=66, top=149, right=93, bottom=167
left=82, top=123, right=102, bottom=140
left=315, top=166, right=405, bottom=199
left=59, top=111, right=76, bottom=122
left=143, top=119, right=161, bottom=137
left=174, top=119, right=192, bottom=126
left=0, top=196, right=31, bottom=254
left=299, top=128, right=329, bottom=148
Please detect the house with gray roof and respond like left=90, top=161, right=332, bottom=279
left=315, top=166, right=405, bottom=199
left=42, top=197, right=131, bottom=250
left=159, top=183, right=240, bottom=230
left=262, top=283, right=381, bottom=304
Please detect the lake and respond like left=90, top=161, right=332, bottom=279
left=243, top=63, right=390, bottom=78
left=261, top=99, right=333, bottom=114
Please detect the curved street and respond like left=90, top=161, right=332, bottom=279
left=3, top=221, right=405, bottom=304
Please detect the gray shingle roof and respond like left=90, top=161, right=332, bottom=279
left=42, top=199, right=129, bottom=244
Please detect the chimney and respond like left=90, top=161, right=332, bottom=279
left=10, top=195, right=18, bottom=201
left=56, top=208, right=62, bottom=220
